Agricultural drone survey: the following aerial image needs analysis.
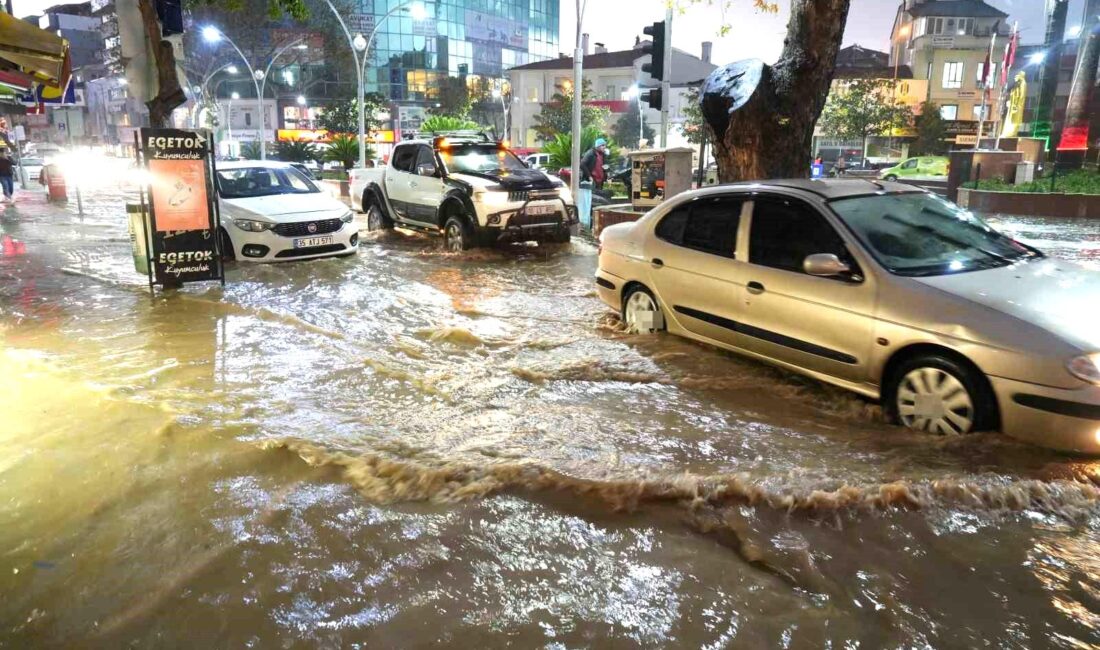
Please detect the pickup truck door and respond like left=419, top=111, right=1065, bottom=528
left=385, top=144, right=418, bottom=220
left=408, top=145, right=447, bottom=225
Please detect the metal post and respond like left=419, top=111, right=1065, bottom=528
left=59, top=107, right=83, bottom=217
left=569, top=12, right=586, bottom=199
left=660, top=8, right=672, bottom=148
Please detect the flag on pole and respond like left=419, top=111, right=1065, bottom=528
left=1001, top=23, right=1018, bottom=87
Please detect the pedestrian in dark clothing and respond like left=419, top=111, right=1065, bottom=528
left=580, top=138, right=609, bottom=190
left=0, top=151, right=14, bottom=202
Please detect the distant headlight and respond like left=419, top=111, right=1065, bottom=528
left=1067, top=354, right=1100, bottom=385
left=234, top=219, right=274, bottom=232
left=340, top=210, right=354, bottom=223
left=473, top=189, right=509, bottom=205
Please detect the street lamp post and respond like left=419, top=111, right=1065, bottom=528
left=203, top=26, right=307, bottom=160
left=627, top=84, right=642, bottom=148
left=192, top=63, right=238, bottom=128
left=492, top=83, right=509, bottom=140
left=320, top=0, right=429, bottom=168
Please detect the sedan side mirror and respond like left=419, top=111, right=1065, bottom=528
left=804, top=253, right=852, bottom=278
left=417, top=163, right=437, bottom=177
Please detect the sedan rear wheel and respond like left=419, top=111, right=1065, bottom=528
left=621, top=286, right=664, bottom=334
left=886, top=355, right=996, bottom=435
left=885, top=174, right=898, bottom=181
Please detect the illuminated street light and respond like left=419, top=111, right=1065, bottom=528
left=1029, top=51, right=1047, bottom=65
left=226, top=65, right=238, bottom=75
left=353, top=34, right=367, bottom=52
left=231, top=91, right=240, bottom=100
left=202, top=26, right=221, bottom=43
left=297, top=95, right=307, bottom=105
left=410, top=3, right=428, bottom=20
left=1069, top=25, right=1082, bottom=37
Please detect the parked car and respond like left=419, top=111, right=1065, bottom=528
left=215, top=161, right=358, bottom=262
left=524, top=153, right=551, bottom=170
left=596, top=178, right=1100, bottom=454
left=350, top=134, right=576, bottom=250
left=18, top=157, right=43, bottom=182
left=879, top=156, right=949, bottom=181
left=289, top=162, right=316, bottom=179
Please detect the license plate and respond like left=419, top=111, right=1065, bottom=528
left=527, top=205, right=556, bottom=216
left=294, top=236, right=334, bottom=248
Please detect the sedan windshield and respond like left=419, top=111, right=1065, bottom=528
left=216, top=166, right=319, bottom=198
left=829, top=192, right=1041, bottom=277
left=440, top=144, right=527, bottom=175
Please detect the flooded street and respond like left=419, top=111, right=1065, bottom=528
left=2, top=186, right=1099, bottom=648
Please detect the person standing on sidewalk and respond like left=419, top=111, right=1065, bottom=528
left=0, top=150, right=14, bottom=203
left=580, top=138, right=608, bottom=190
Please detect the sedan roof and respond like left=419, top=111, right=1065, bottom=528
left=216, top=160, right=295, bottom=170
left=711, top=178, right=923, bottom=200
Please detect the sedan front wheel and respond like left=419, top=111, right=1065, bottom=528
left=621, top=286, right=664, bottom=334
left=885, top=354, right=997, bottom=435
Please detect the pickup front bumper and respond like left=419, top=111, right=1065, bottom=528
left=482, top=195, right=577, bottom=240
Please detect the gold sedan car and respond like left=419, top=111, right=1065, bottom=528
left=596, top=179, right=1100, bottom=454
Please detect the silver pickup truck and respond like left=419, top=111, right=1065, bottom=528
left=349, top=134, right=576, bottom=250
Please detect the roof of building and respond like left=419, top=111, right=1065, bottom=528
left=835, top=65, right=913, bottom=79
left=906, top=0, right=1008, bottom=19
left=509, top=49, right=641, bottom=71
left=835, top=44, right=889, bottom=68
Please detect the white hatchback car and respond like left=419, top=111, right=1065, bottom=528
left=215, top=161, right=358, bottom=262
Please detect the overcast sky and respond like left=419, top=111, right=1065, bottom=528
left=12, top=0, right=1089, bottom=60
left=560, top=0, right=1087, bottom=65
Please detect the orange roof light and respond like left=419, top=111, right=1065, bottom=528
left=500, top=139, right=511, bottom=149
left=437, top=137, right=451, bottom=149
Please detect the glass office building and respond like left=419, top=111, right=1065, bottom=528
left=356, top=0, right=560, bottom=102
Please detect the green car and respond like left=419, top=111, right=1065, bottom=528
left=879, top=156, right=948, bottom=181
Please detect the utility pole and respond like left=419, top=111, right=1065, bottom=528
left=660, top=8, right=672, bottom=148
left=569, top=0, right=587, bottom=199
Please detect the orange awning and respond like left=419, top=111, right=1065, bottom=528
left=0, top=11, right=70, bottom=90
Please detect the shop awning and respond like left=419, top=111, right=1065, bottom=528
left=0, top=11, right=70, bottom=91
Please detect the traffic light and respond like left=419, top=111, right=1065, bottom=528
left=641, top=88, right=663, bottom=111
left=641, top=21, right=667, bottom=81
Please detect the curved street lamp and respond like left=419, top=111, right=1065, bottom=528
left=320, top=1, right=431, bottom=168
left=203, top=27, right=307, bottom=160
left=191, top=62, right=239, bottom=128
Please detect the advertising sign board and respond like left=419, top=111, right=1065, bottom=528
left=139, top=128, right=224, bottom=286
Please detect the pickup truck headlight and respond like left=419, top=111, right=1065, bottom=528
left=473, top=189, right=510, bottom=206
left=340, top=210, right=354, bottom=223
left=1067, top=354, right=1100, bottom=385
left=558, top=186, right=574, bottom=204
left=234, top=219, right=274, bottom=232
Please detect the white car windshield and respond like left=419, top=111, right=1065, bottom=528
left=440, top=144, right=527, bottom=175
left=830, top=192, right=1041, bottom=277
left=216, top=166, right=319, bottom=198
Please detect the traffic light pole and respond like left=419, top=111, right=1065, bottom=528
left=660, top=9, right=672, bottom=147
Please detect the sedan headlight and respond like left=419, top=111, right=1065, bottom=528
left=340, top=210, right=354, bottom=223
left=473, top=189, right=510, bottom=206
left=234, top=219, right=274, bottom=232
left=1067, top=353, right=1100, bottom=385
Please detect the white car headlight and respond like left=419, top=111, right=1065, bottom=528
left=340, top=210, right=354, bottom=223
left=558, top=186, right=574, bottom=204
left=234, top=219, right=274, bottom=232
left=1067, top=354, right=1100, bottom=385
left=473, top=189, right=510, bottom=206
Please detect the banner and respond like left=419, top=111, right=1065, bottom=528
left=464, top=10, right=528, bottom=49
left=139, top=128, right=223, bottom=285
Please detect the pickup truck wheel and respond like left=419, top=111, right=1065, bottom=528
left=365, top=197, right=393, bottom=231
left=444, top=215, right=475, bottom=251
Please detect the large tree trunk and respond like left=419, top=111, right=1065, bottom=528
left=137, top=0, right=185, bottom=128
left=1058, top=0, right=1100, bottom=163
left=701, top=0, right=850, bottom=182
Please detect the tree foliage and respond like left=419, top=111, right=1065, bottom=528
left=674, top=0, right=779, bottom=36
left=240, top=140, right=266, bottom=160
left=613, top=99, right=655, bottom=148
left=912, top=101, right=948, bottom=155
left=324, top=133, right=368, bottom=170
left=315, top=94, right=387, bottom=135
left=532, top=80, right=610, bottom=143
left=678, top=86, right=707, bottom=145
left=431, top=77, right=473, bottom=118
left=543, top=126, right=613, bottom=170
left=819, top=78, right=912, bottom=155
left=274, top=139, right=319, bottom=163
left=420, top=115, right=482, bottom=134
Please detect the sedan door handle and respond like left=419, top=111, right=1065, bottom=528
left=747, top=281, right=765, bottom=295
left=651, top=258, right=664, bottom=268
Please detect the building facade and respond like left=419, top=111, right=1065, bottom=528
left=507, top=40, right=716, bottom=148
left=890, top=0, right=1011, bottom=146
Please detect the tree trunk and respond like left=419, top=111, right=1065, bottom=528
left=137, top=0, right=185, bottom=128
left=1058, top=0, right=1099, bottom=160
left=701, top=0, right=851, bottom=182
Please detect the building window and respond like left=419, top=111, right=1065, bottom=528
left=606, top=84, right=616, bottom=99
left=972, top=105, right=987, bottom=120
left=942, top=62, right=964, bottom=89
left=940, top=104, right=958, bottom=120
left=527, top=86, right=538, bottom=102
left=956, top=18, right=973, bottom=35
left=244, top=112, right=252, bottom=127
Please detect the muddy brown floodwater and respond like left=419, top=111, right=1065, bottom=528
left=1, top=188, right=1099, bottom=648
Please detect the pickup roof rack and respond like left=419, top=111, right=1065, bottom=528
left=414, top=129, right=495, bottom=143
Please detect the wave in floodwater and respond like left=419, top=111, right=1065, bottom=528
left=265, top=438, right=1100, bottom=521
